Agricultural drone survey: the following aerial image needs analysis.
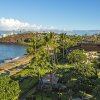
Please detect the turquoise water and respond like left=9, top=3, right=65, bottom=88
left=0, top=43, right=26, bottom=64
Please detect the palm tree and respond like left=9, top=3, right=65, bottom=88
left=59, top=33, right=67, bottom=64
left=43, top=32, right=59, bottom=84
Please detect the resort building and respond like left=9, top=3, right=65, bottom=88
left=68, top=42, right=100, bottom=52
left=68, top=42, right=100, bottom=62
left=0, top=32, right=17, bottom=38
left=77, top=42, right=100, bottom=52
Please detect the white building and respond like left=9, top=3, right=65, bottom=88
left=1, top=32, right=17, bottom=38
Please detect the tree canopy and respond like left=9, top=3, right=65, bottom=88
left=67, top=49, right=87, bottom=64
left=0, top=76, right=20, bottom=100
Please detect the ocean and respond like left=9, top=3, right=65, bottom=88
left=0, top=43, right=26, bottom=64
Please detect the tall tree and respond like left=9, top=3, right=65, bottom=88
left=59, top=33, right=66, bottom=64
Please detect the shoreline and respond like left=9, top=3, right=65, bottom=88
left=0, top=42, right=28, bottom=46
left=0, top=43, right=27, bottom=66
left=0, top=56, right=22, bottom=66
left=0, top=55, right=32, bottom=75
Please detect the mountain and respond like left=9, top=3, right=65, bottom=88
left=66, top=30, right=100, bottom=35
left=0, top=31, right=19, bottom=34
left=0, top=30, right=100, bottom=35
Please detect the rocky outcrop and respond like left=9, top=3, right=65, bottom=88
left=0, top=32, right=42, bottom=44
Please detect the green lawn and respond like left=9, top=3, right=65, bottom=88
left=28, top=92, right=59, bottom=100
left=26, top=91, right=69, bottom=100
left=11, top=67, right=51, bottom=98
left=10, top=63, right=99, bottom=99
left=57, top=64, right=74, bottom=69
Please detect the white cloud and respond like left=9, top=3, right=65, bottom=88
left=0, top=18, right=56, bottom=31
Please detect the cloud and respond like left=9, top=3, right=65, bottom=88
left=0, top=18, right=55, bottom=31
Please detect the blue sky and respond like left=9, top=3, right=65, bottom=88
left=0, top=0, right=100, bottom=30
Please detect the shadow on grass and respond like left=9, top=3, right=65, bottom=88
left=11, top=75, right=38, bottom=100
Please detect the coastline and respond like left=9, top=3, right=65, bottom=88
left=0, top=56, right=21, bottom=65
left=0, top=43, right=27, bottom=66
left=0, top=42, right=29, bottom=76
left=0, top=55, right=32, bottom=75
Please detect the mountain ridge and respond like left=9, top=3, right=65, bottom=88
left=0, top=30, right=100, bottom=35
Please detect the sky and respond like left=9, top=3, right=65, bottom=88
left=0, top=0, right=100, bottom=31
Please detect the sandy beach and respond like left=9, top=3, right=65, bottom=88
left=0, top=55, right=32, bottom=75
